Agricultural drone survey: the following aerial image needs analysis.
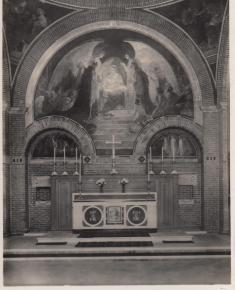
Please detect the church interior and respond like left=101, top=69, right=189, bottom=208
left=3, top=0, right=229, bottom=237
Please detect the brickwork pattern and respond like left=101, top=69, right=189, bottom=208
left=216, top=2, right=229, bottom=103
left=3, top=30, right=11, bottom=236
left=203, top=111, right=220, bottom=232
left=216, top=2, right=230, bottom=233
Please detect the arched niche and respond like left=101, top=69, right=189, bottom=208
left=147, top=128, right=202, bottom=160
left=133, top=116, right=203, bottom=157
left=25, top=116, right=96, bottom=157
left=12, top=9, right=215, bottom=128
left=29, top=129, right=82, bottom=159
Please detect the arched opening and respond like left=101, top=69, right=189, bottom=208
left=26, top=129, right=82, bottom=231
left=146, top=128, right=203, bottom=230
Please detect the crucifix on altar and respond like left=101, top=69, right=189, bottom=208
left=105, top=135, right=122, bottom=175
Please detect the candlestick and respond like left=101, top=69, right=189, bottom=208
left=160, top=146, right=166, bottom=174
left=62, top=146, right=68, bottom=175
left=79, top=154, right=82, bottom=183
left=74, top=147, right=79, bottom=175
left=147, top=153, right=150, bottom=181
left=148, top=146, right=155, bottom=176
left=149, top=146, right=152, bottom=162
left=112, top=135, right=115, bottom=159
left=52, top=147, right=57, bottom=175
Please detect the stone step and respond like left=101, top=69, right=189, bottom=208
left=36, top=235, right=193, bottom=245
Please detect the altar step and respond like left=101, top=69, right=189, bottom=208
left=36, top=235, right=193, bottom=247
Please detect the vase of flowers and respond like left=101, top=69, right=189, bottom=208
left=119, top=178, right=129, bottom=193
left=96, top=178, right=106, bottom=193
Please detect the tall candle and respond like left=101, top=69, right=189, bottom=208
left=172, top=144, right=175, bottom=162
left=79, top=154, right=82, bottom=183
left=63, top=146, right=66, bottom=164
left=149, top=146, right=152, bottom=162
left=112, top=135, right=115, bottom=159
left=147, top=153, right=150, bottom=181
left=54, top=147, right=56, bottom=170
left=75, top=147, right=78, bottom=171
left=162, top=146, right=164, bottom=163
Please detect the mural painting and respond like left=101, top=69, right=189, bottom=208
left=35, top=32, right=194, bottom=142
left=32, top=131, right=80, bottom=158
left=151, top=132, right=197, bottom=158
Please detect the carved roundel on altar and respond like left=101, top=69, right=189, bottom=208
left=127, top=205, right=147, bottom=226
left=83, top=206, right=103, bottom=226
left=34, top=29, right=194, bottom=152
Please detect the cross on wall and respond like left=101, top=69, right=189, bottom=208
left=105, top=135, right=122, bottom=159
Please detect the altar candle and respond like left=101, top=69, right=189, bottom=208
left=161, top=146, right=164, bottom=163
left=75, top=147, right=78, bottom=170
left=149, top=146, right=152, bottom=162
left=147, top=153, right=150, bottom=181
left=63, top=146, right=66, bottom=164
left=79, top=154, right=82, bottom=183
left=112, top=135, right=115, bottom=159
left=172, top=144, right=175, bottom=162
left=54, top=147, right=56, bottom=168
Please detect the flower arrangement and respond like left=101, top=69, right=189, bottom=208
left=119, top=178, right=129, bottom=185
left=119, top=178, right=129, bottom=193
left=96, top=178, right=106, bottom=193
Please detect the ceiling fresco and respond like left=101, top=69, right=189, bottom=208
left=155, top=0, right=226, bottom=52
left=3, top=0, right=72, bottom=73
left=3, top=0, right=226, bottom=76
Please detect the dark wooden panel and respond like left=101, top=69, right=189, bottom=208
left=156, top=175, right=178, bottom=229
left=51, top=176, right=80, bottom=230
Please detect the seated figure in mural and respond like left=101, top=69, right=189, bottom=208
left=99, top=58, right=127, bottom=115
left=88, top=42, right=152, bottom=120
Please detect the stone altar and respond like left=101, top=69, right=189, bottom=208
left=72, top=192, right=157, bottom=231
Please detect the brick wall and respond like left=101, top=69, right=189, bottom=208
left=3, top=30, right=11, bottom=236
left=203, top=109, right=220, bottom=232
left=7, top=5, right=223, bottom=234
left=27, top=157, right=202, bottom=230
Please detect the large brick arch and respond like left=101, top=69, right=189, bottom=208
left=12, top=8, right=215, bottom=127
left=25, top=116, right=96, bottom=156
left=216, top=2, right=229, bottom=104
left=44, top=0, right=181, bottom=9
left=133, top=116, right=203, bottom=156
